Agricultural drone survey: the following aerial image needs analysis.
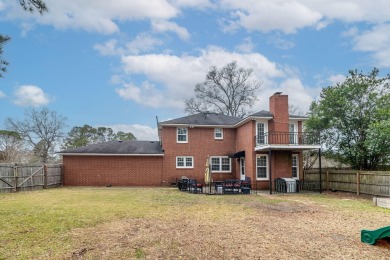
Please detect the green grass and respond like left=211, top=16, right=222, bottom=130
left=0, top=187, right=384, bottom=259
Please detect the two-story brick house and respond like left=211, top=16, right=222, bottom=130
left=61, top=92, right=321, bottom=192
left=158, top=92, right=321, bottom=190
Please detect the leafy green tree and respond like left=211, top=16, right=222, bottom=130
left=62, top=125, right=136, bottom=149
left=6, top=108, right=67, bottom=163
left=0, top=0, right=47, bottom=77
left=184, top=61, right=262, bottom=118
left=306, top=68, right=390, bottom=170
left=115, top=131, right=136, bottom=141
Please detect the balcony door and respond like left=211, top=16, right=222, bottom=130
left=289, top=122, right=297, bottom=144
left=256, top=122, right=268, bottom=145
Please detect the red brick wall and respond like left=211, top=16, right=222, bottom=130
left=254, top=150, right=293, bottom=190
left=236, top=120, right=255, bottom=180
left=269, top=93, right=289, bottom=133
left=161, top=126, right=236, bottom=183
left=63, top=155, right=163, bottom=186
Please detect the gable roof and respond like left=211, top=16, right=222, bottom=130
left=59, top=140, right=163, bottom=156
left=159, top=112, right=241, bottom=126
left=159, top=110, right=308, bottom=129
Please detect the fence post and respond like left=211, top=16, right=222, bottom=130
left=13, top=165, right=18, bottom=192
left=326, top=171, right=329, bottom=191
left=43, top=164, right=48, bottom=189
left=356, top=172, right=360, bottom=196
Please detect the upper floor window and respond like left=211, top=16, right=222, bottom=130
left=210, top=156, right=231, bottom=172
left=214, top=128, right=223, bottom=139
left=256, top=154, right=269, bottom=180
left=177, top=127, right=188, bottom=143
left=176, top=156, right=194, bottom=168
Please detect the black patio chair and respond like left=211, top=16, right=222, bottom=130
left=188, top=178, right=203, bottom=193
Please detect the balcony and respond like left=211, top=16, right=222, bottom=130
left=255, top=132, right=321, bottom=150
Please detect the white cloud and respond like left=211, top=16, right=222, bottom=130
left=13, top=85, right=51, bottom=107
left=115, top=81, right=172, bottom=108
left=118, top=46, right=284, bottom=109
left=253, top=77, right=314, bottom=114
left=0, top=90, right=5, bottom=98
left=222, top=0, right=322, bottom=34
left=151, top=20, right=190, bottom=40
left=352, top=24, right=390, bottom=67
left=106, top=124, right=158, bottom=141
left=235, top=37, right=255, bottom=53
left=328, top=74, right=346, bottom=85
left=94, top=39, right=123, bottom=56
left=95, top=34, right=164, bottom=57
left=220, top=0, right=390, bottom=34
left=126, top=33, right=164, bottom=54
left=1, top=0, right=179, bottom=34
left=171, top=0, right=214, bottom=9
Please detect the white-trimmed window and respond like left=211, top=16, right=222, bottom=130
left=292, top=154, right=299, bottom=179
left=210, top=156, right=231, bottom=172
left=176, top=156, right=194, bottom=168
left=177, top=127, right=188, bottom=143
left=256, top=154, right=269, bottom=180
left=214, top=128, right=223, bottom=139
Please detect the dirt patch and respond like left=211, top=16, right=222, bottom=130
left=63, top=194, right=390, bottom=259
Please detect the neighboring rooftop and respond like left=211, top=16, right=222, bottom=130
left=159, top=112, right=241, bottom=126
left=59, top=140, right=163, bottom=155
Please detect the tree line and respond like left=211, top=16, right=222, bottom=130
left=0, top=108, right=136, bottom=163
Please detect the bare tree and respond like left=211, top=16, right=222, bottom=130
left=185, top=61, right=262, bottom=118
left=288, top=104, right=305, bottom=116
left=0, top=130, right=24, bottom=162
left=6, top=108, right=67, bottom=163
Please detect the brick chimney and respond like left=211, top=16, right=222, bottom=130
left=269, top=92, right=289, bottom=133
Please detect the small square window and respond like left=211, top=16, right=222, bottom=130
left=177, top=128, right=188, bottom=143
left=214, top=128, right=223, bottom=139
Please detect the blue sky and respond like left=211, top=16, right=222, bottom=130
left=1, top=0, right=390, bottom=140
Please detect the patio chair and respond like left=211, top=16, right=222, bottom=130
left=188, top=178, right=203, bottom=193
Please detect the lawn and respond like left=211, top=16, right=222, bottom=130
left=0, top=187, right=389, bottom=259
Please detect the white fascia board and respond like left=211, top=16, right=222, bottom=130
left=234, top=116, right=273, bottom=127
left=60, top=153, right=164, bottom=156
left=289, top=117, right=308, bottom=120
left=255, top=144, right=321, bottom=151
left=159, top=123, right=235, bottom=128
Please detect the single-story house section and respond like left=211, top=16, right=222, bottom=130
left=60, top=140, right=164, bottom=186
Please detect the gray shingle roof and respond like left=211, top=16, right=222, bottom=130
left=159, top=112, right=241, bottom=126
left=249, top=110, right=273, bottom=117
left=59, top=140, right=163, bottom=155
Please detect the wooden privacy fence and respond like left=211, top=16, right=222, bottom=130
left=0, top=164, right=63, bottom=193
left=304, top=170, right=390, bottom=197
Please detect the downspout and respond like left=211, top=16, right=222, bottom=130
left=319, top=148, right=322, bottom=194
left=269, top=149, right=272, bottom=194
